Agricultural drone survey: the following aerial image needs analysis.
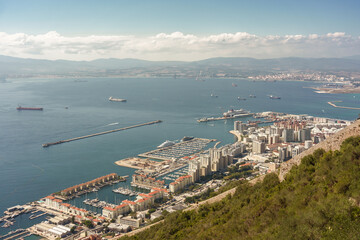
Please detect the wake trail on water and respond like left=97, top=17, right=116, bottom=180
left=107, top=122, right=119, bottom=126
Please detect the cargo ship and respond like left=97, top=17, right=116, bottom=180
left=16, top=106, right=43, bottom=111
left=109, top=97, right=127, bottom=102
left=269, top=95, right=281, bottom=99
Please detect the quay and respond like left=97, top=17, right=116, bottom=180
left=197, top=114, right=253, bottom=123
left=3, top=230, right=29, bottom=240
left=328, top=101, right=360, bottom=110
left=42, top=120, right=162, bottom=147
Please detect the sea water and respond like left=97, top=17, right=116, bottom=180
left=0, top=77, right=359, bottom=235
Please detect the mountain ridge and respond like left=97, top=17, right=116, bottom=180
left=1, top=55, right=360, bottom=77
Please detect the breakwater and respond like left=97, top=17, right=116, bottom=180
left=327, top=101, right=360, bottom=110
left=42, top=120, right=162, bottom=147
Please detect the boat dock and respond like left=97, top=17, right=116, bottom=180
left=42, top=120, right=162, bottom=147
left=1, top=229, right=29, bottom=240
left=29, top=212, right=47, bottom=220
left=197, top=114, right=253, bottom=123
left=328, top=101, right=360, bottom=110
left=3, top=230, right=30, bottom=240
left=139, top=138, right=215, bottom=161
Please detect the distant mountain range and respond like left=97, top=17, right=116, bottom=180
left=1, top=55, right=359, bottom=78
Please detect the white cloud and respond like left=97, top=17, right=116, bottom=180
left=326, top=32, right=346, bottom=38
left=0, top=31, right=359, bottom=61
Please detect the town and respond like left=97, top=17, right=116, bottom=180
left=0, top=112, right=352, bottom=240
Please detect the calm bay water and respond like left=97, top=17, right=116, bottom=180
left=0, top=77, right=359, bottom=234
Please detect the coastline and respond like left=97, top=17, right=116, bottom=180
left=312, top=86, right=360, bottom=94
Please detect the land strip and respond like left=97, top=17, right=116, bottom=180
left=327, top=101, right=360, bottom=110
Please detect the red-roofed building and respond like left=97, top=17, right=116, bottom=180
left=169, top=175, right=192, bottom=193
left=102, top=203, right=130, bottom=219
left=132, top=174, right=165, bottom=189
left=60, top=173, right=118, bottom=196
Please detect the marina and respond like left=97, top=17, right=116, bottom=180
left=138, top=138, right=215, bottom=161
left=54, top=174, right=127, bottom=200
left=42, top=120, right=162, bottom=147
left=112, top=187, right=140, bottom=196
left=83, top=198, right=117, bottom=209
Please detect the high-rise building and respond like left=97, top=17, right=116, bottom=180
left=252, top=140, right=265, bottom=154
left=234, top=121, right=246, bottom=133
left=278, top=147, right=287, bottom=162
left=188, top=160, right=200, bottom=182
left=304, top=140, right=313, bottom=149
left=283, top=129, right=294, bottom=142
left=299, top=128, right=311, bottom=142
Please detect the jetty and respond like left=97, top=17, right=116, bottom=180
left=29, top=212, right=46, bottom=220
left=328, top=101, right=360, bottom=110
left=42, top=120, right=162, bottom=147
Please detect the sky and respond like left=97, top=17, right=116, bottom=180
left=0, top=0, right=359, bottom=61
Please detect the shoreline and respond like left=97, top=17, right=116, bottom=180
left=312, top=87, right=360, bottom=94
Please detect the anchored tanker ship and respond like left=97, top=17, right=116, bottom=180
left=16, top=106, right=43, bottom=111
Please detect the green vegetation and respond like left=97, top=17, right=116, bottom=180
left=81, top=220, right=94, bottom=229
left=224, top=163, right=253, bottom=180
left=184, top=188, right=215, bottom=204
left=120, top=136, right=360, bottom=239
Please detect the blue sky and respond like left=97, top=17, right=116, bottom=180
left=1, top=0, right=359, bottom=35
left=0, top=0, right=359, bottom=60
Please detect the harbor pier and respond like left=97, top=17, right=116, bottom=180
left=42, top=120, right=162, bottom=147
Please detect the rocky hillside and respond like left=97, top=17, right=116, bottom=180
left=279, top=119, right=360, bottom=180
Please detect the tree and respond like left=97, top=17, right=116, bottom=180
left=148, top=208, right=156, bottom=214
left=81, top=220, right=94, bottom=229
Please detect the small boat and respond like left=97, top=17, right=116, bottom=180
left=249, top=95, right=256, bottom=98
left=232, top=83, right=237, bottom=87
left=237, top=97, right=246, bottom=101
left=210, top=94, right=218, bottom=98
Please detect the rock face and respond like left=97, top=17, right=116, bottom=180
left=278, top=119, right=360, bottom=181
